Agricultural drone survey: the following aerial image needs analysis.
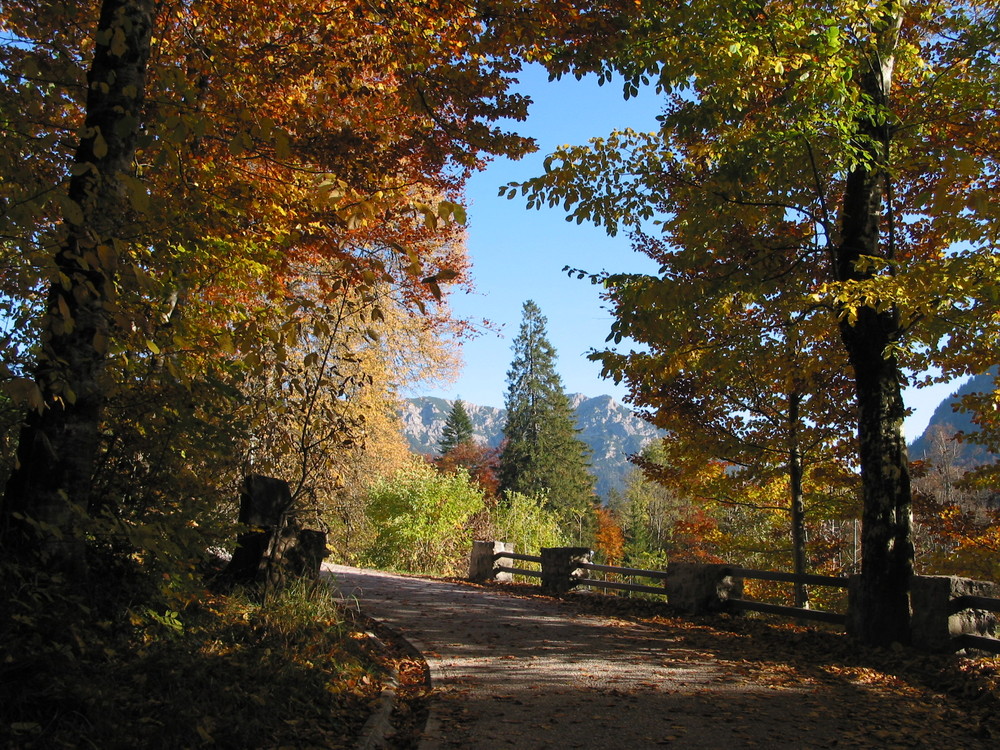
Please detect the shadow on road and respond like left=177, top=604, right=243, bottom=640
left=326, top=565, right=994, bottom=749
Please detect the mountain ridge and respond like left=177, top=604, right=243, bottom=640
left=909, top=369, right=998, bottom=466
left=398, top=395, right=662, bottom=498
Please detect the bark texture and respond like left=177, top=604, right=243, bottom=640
left=1, top=0, right=155, bottom=575
left=836, top=8, right=914, bottom=644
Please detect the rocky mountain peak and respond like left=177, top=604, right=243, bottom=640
left=398, top=395, right=662, bottom=498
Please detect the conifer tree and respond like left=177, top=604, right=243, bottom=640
left=439, top=399, right=475, bottom=455
left=499, top=301, right=595, bottom=526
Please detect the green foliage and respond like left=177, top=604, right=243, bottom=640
left=361, top=460, right=485, bottom=575
left=499, top=300, right=596, bottom=530
left=439, top=399, right=476, bottom=455
left=251, top=577, right=346, bottom=641
left=613, top=457, right=691, bottom=561
left=491, top=491, right=566, bottom=554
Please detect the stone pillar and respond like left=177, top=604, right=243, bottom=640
left=910, top=575, right=1000, bottom=652
left=665, top=562, right=743, bottom=615
left=469, top=540, right=513, bottom=583
left=266, top=525, right=328, bottom=585
left=540, top=546, right=593, bottom=595
left=221, top=475, right=327, bottom=588
left=224, top=475, right=293, bottom=585
left=239, top=474, right=293, bottom=526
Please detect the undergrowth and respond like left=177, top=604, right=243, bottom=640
left=0, top=570, right=383, bottom=749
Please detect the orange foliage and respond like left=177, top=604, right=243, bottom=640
left=671, top=509, right=724, bottom=564
left=594, top=506, right=625, bottom=565
left=914, top=494, right=1000, bottom=580
left=435, top=442, right=501, bottom=500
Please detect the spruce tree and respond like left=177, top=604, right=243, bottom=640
left=439, top=399, right=475, bottom=455
left=499, top=301, right=595, bottom=525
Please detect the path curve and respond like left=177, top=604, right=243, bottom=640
left=325, top=564, right=993, bottom=749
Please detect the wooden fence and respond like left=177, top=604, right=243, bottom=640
left=470, top=541, right=1000, bottom=655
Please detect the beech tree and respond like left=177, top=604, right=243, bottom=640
left=499, top=301, right=595, bottom=531
left=510, top=0, right=1000, bottom=643
left=576, top=222, right=858, bottom=607
left=1, top=0, right=623, bottom=580
left=2, top=0, right=156, bottom=575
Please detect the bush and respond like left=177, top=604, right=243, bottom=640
left=491, top=491, right=565, bottom=555
left=361, top=460, right=485, bottom=575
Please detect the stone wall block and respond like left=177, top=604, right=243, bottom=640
left=910, top=575, right=1000, bottom=652
left=540, top=547, right=593, bottom=595
left=665, top=562, right=743, bottom=615
left=469, top=540, right=514, bottom=582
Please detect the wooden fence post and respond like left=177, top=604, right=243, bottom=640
left=469, top=540, right=513, bottom=582
left=665, top=562, right=742, bottom=615
left=540, top=547, right=593, bottom=595
left=910, top=575, right=1000, bottom=652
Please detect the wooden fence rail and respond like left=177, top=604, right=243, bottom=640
left=493, top=550, right=542, bottom=580
left=574, top=560, right=672, bottom=596
left=726, top=566, right=849, bottom=625
left=469, top=541, right=1000, bottom=655
left=729, top=566, right=849, bottom=588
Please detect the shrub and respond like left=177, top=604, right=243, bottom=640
left=361, top=460, right=485, bottom=575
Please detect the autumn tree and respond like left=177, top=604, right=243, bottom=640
left=499, top=301, right=595, bottom=531
left=2, top=0, right=599, bottom=584
left=434, top=400, right=501, bottom=497
left=594, top=506, right=625, bottom=565
left=436, top=441, right=502, bottom=499
left=440, top=400, right=476, bottom=455
left=575, top=222, right=858, bottom=607
left=910, top=425, right=1000, bottom=582
left=1, top=0, right=156, bottom=576
left=613, top=444, right=729, bottom=568
left=233, top=255, right=464, bottom=563
left=510, top=0, right=1000, bottom=645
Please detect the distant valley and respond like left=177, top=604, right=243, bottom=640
left=909, top=369, right=998, bottom=467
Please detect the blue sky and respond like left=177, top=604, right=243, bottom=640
left=416, top=65, right=963, bottom=443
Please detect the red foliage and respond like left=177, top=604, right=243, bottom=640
left=435, top=441, right=501, bottom=499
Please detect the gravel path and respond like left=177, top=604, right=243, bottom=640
left=325, top=564, right=994, bottom=749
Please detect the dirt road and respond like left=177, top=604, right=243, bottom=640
left=325, top=564, right=994, bottom=749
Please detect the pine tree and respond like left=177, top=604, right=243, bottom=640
left=499, top=301, right=595, bottom=526
left=439, top=399, right=475, bottom=455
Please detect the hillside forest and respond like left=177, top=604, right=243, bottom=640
left=2, top=4, right=1000, bottom=723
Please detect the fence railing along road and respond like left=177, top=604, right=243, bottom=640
left=471, top=540, right=1000, bottom=655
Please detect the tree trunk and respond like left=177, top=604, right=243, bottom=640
left=1, top=0, right=155, bottom=576
left=836, top=6, right=913, bottom=645
left=788, top=392, right=809, bottom=609
left=839, top=297, right=913, bottom=644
